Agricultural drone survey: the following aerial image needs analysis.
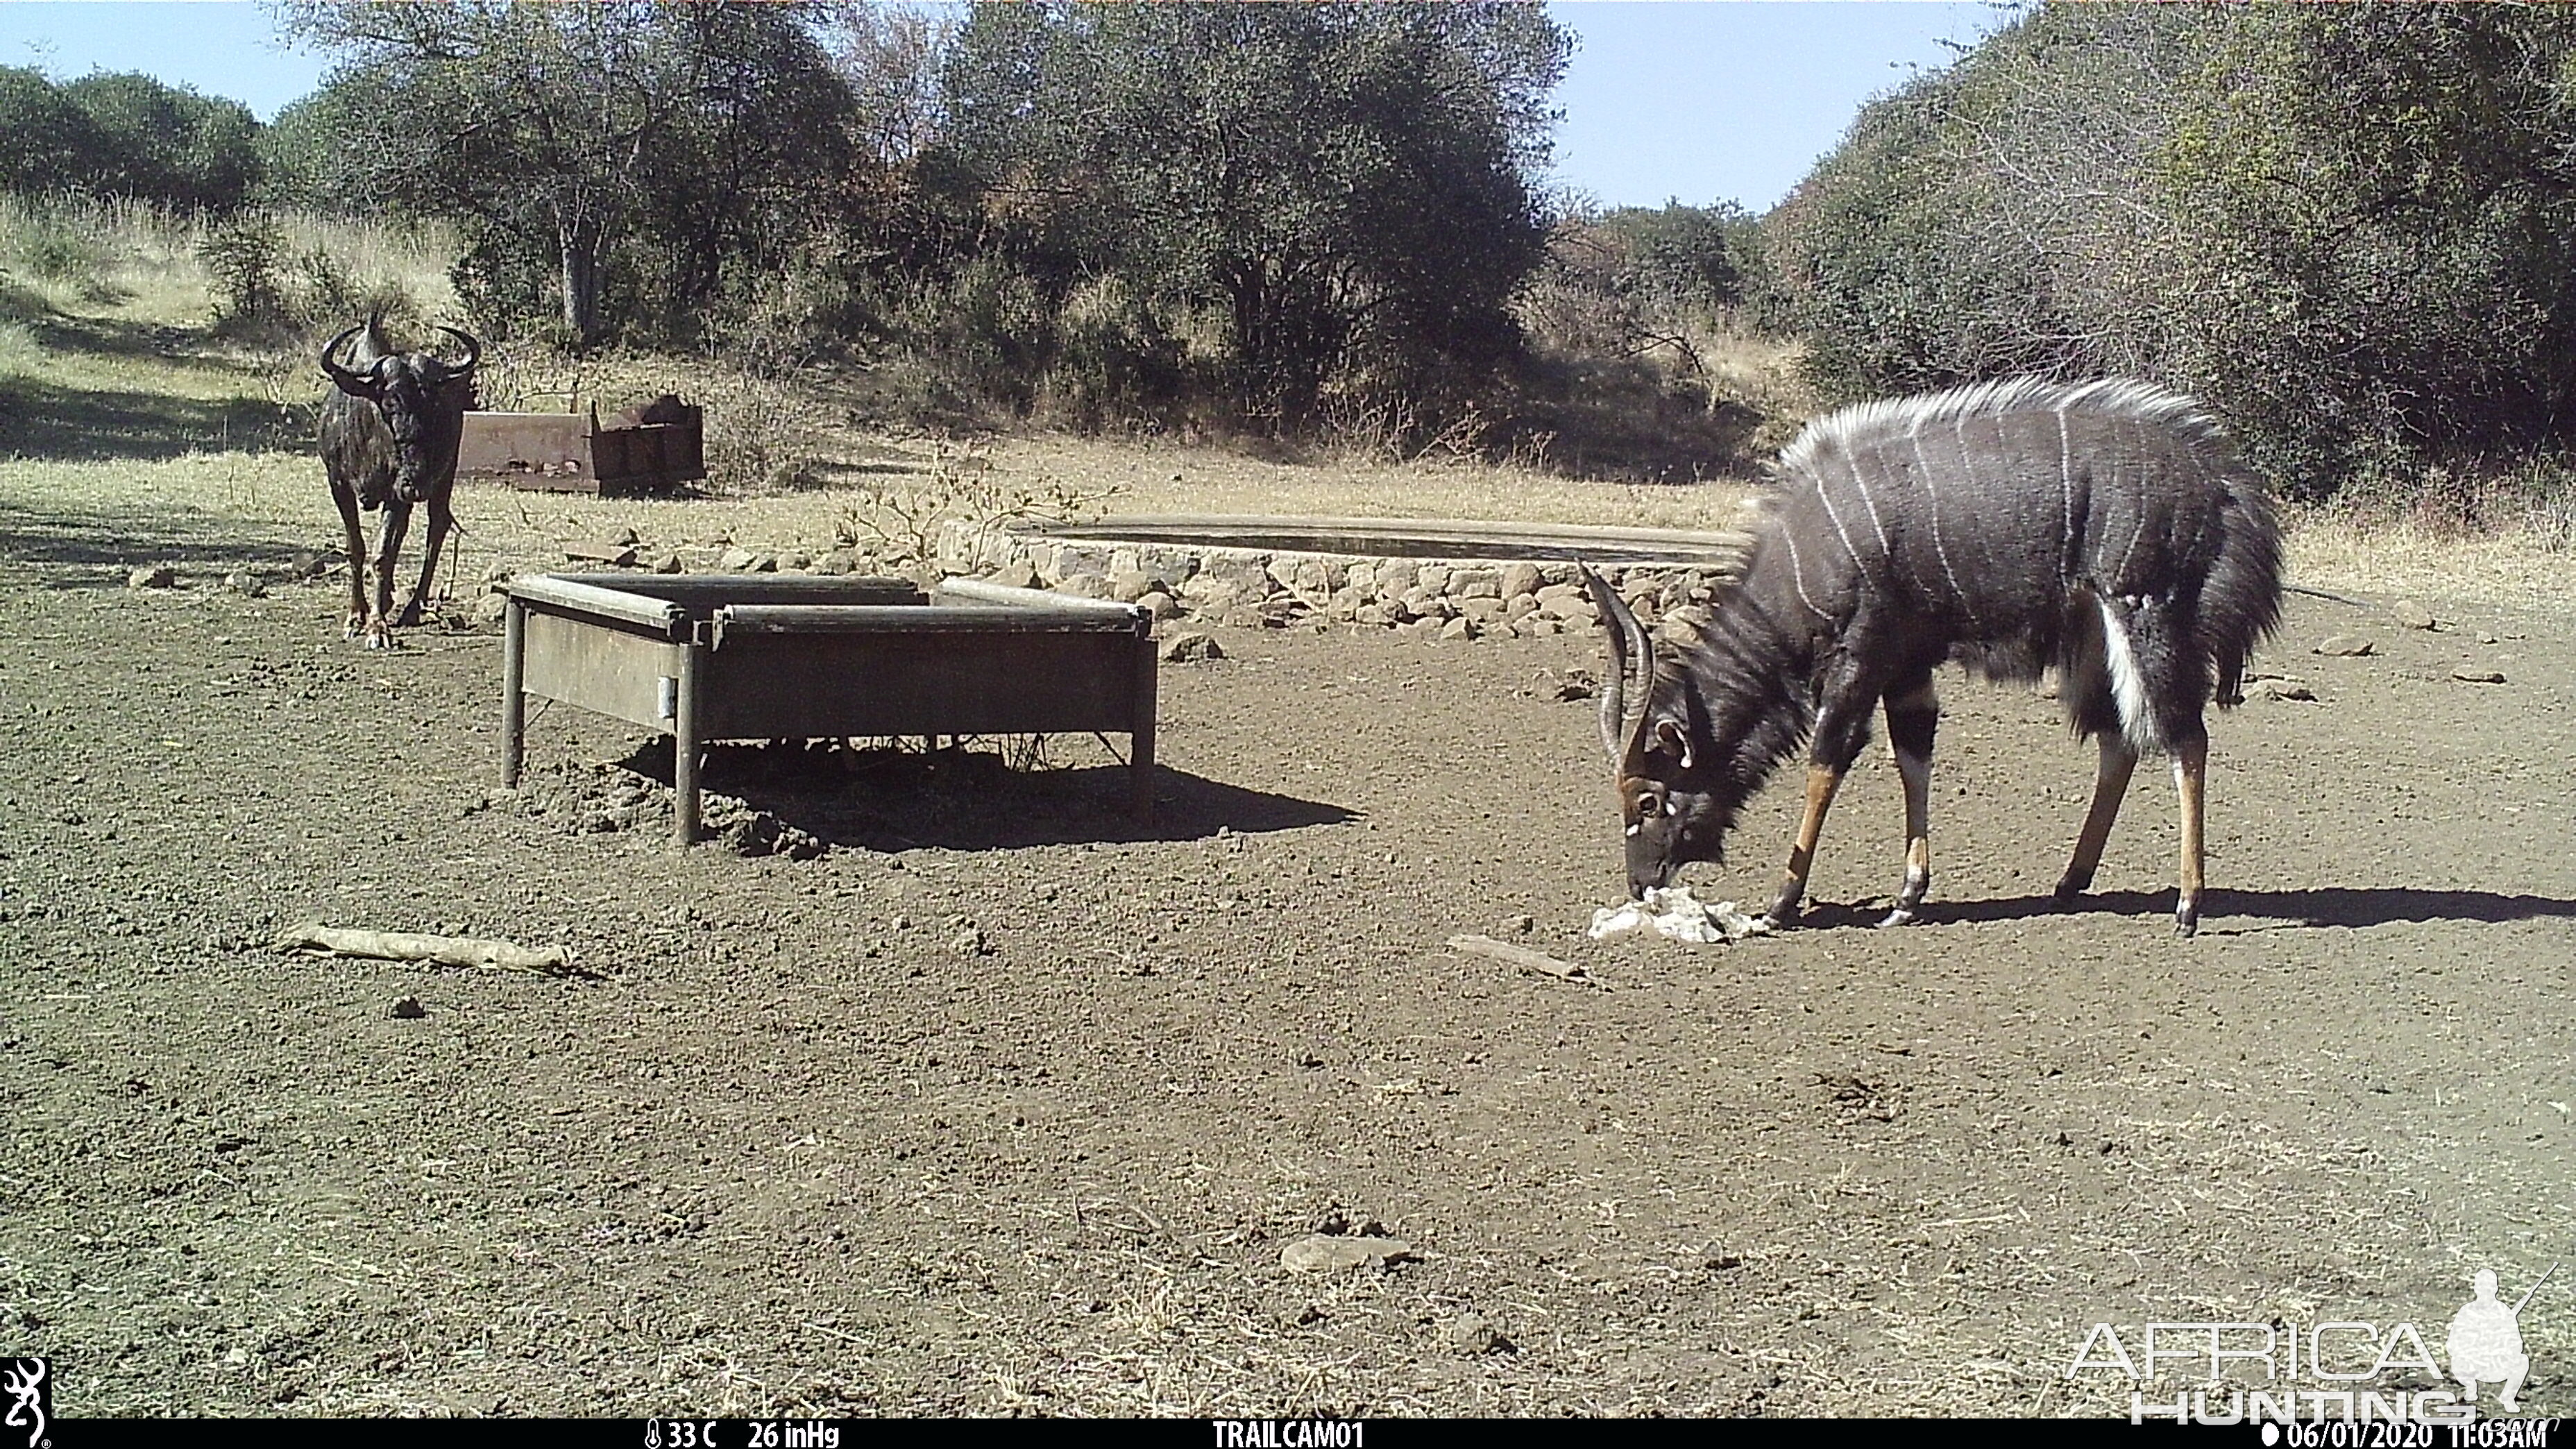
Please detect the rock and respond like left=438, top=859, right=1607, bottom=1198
left=991, top=559, right=1040, bottom=591
left=1178, top=576, right=1246, bottom=609
left=1446, top=1314, right=1505, bottom=1356
left=127, top=564, right=176, bottom=590
left=2392, top=600, right=2437, bottom=630
left=471, top=593, right=509, bottom=626
left=717, top=811, right=824, bottom=860
left=1505, top=593, right=1541, bottom=620
left=1280, top=1235, right=1415, bottom=1273
left=1107, top=570, right=1156, bottom=604
left=950, top=926, right=990, bottom=957
left=1551, top=668, right=1599, bottom=702
left=2260, top=679, right=2317, bottom=702
left=1540, top=594, right=1599, bottom=624
left=650, top=553, right=684, bottom=575
left=1448, top=568, right=1503, bottom=599
left=1500, top=561, right=1544, bottom=599
left=779, top=552, right=812, bottom=573
left=2453, top=669, right=2506, bottom=684
left=718, top=548, right=760, bottom=572
left=1054, top=573, right=1112, bottom=600
left=1414, top=564, right=1452, bottom=595
left=389, top=996, right=426, bottom=1019
left=1534, top=582, right=1583, bottom=603
left=750, top=554, right=779, bottom=573
left=1135, top=591, right=1181, bottom=622
left=1439, top=616, right=1477, bottom=641
left=1353, top=604, right=1391, bottom=628
left=1458, top=596, right=1506, bottom=625
left=223, top=571, right=266, bottom=598
left=1160, top=631, right=1225, bottom=663
left=2477, top=630, right=2499, bottom=645
left=2314, top=635, right=2376, bottom=657
left=564, top=541, right=637, bottom=566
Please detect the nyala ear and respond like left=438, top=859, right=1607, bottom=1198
left=1649, top=718, right=1694, bottom=770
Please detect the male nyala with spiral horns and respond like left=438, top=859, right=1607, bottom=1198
left=1585, top=378, right=2283, bottom=938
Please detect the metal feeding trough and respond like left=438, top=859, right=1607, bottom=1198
left=459, top=396, right=706, bottom=495
left=497, top=574, right=1158, bottom=846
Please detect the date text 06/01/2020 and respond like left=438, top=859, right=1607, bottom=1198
left=2271, top=1420, right=2559, bottom=1448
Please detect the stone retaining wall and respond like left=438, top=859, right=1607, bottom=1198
left=935, top=521, right=1736, bottom=641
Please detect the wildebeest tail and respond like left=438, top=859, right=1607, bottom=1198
left=2201, top=476, right=2284, bottom=709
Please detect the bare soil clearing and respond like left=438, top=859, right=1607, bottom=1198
left=3, top=484, right=2573, bottom=1417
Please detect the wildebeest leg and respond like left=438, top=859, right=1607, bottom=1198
left=1878, top=671, right=1938, bottom=927
left=398, top=491, right=453, bottom=627
left=366, top=498, right=412, bottom=650
left=2055, top=736, right=2138, bottom=905
left=331, top=482, right=371, bottom=641
left=1767, top=672, right=1877, bottom=926
left=2171, top=726, right=2208, bottom=938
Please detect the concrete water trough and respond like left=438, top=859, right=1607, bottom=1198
left=498, top=573, right=1158, bottom=846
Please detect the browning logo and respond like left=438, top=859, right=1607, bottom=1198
left=1, top=1359, right=46, bottom=1449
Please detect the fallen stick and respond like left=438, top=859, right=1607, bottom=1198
left=1446, top=933, right=1598, bottom=985
left=275, top=921, right=572, bottom=975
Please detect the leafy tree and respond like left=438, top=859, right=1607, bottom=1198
left=936, top=1, right=1568, bottom=423
left=279, top=0, right=860, bottom=345
left=0, top=67, right=107, bottom=197
left=60, top=71, right=261, bottom=211
left=1768, top=3, right=2576, bottom=497
left=0, top=67, right=257, bottom=210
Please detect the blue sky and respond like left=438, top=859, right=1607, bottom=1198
left=0, top=1, right=2003, bottom=214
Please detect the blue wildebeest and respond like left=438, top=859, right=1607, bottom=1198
left=318, top=316, right=482, bottom=648
left=1586, top=378, right=2283, bottom=937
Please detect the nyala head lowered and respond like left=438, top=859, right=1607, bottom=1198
left=1583, top=568, right=1749, bottom=899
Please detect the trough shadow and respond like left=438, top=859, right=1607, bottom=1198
left=1797, top=887, right=2576, bottom=932
left=611, top=740, right=1356, bottom=851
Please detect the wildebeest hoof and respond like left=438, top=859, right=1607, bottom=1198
left=1874, top=906, right=1920, bottom=929
left=2050, top=874, right=2090, bottom=907
left=2174, top=903, right=2200, bottom=938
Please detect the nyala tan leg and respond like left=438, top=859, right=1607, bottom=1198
left=2173, top=731, right=2208, bottom=937
left=1879, top=679, right=1938, bottom=927
left=1768, top=765, right=1845, bottom=926
left=2054, top=736, right=2139, bottom=904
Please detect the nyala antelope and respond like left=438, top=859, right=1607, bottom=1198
left=1586, top=378, right=2284, bottom=937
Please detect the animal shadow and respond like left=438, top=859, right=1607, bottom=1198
left=1866, top=887, right=2576, bottom=931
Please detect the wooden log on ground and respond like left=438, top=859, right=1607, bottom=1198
left=274, top=921, right=572, bottom=974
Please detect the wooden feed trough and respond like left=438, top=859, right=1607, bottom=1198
left=458, top=398, right=706, bottom=495
left=498, top=574, right=1158, bottom=845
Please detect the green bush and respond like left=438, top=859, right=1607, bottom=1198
left=1767, top=3, right=2576, bottom=501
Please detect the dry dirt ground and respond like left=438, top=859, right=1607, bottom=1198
left=3, top=480, right=2573, bottom=1418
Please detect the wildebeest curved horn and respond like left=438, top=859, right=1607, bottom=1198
left=319, top=324, right=375, bottom=396
left=433, top=325, right=482, bottom=377
left=1581, top=566, right=1656, bottom=765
